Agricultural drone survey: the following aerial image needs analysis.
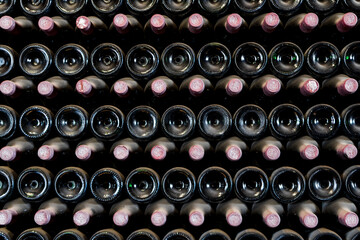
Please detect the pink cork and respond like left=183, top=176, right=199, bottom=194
left=0, top=209, right=15, bottom=225
left=338, top=210, right=359, bottom=228
left=262, top=13, right=280, bottom=33
left=113, top=210, right=129, bottom=226
left=113, top=14, right=129, bottom=32
left=226, top=210, right=242, bottom=227
left=38, top=16, right=54, bottom=32
left=189, top=145, right=205, bottom=161
left=151, top=145, right=167, bottom=161
left=263, top=210, right=281, bottom=228
left=225, top=13, right=242, bottom=34
left=300, top=79, right=319, bottom=96
left=113, top=81, right=129, bottom=97
left=337, top=12, right=358, bottom=33
left=188, top=13, right=204, bottom=34
left=76, top=79, right=93, bottom=96
left=225, top=78, right=243, bottom=96
left=189, top=78, right=205, bottom=96
left=263, top=145, right=281, bottom=161
left=151, top=79, right=167, bottom=97
left=34, top=209, right=52, bottom=225
left=0, top=16, right=16, bottom=31
left=113, top=145, right=130, bottom=160
left=73, top=210, right=90, bottom=226
left=189, top=210, right=204, bottom=226
left=37, top=145, right=55, bottom=161
left=263, top=78, right=281, bottom=96
left=0, top=146, right=17, bottom=161
left=338, top=144, right=358, bottom=160
left=37, top=81, right=54, bottom=97
left=151, top=210, right=167, bottom=226
left=225, top=145, right=242, bottom=161
left=76, top=16, right=91, bottom=31
left=337, top=78, right=358, bottom=96
left=75, top=145, right=92, bottom=160
left=0, top=80, right=16, bottom=96
left=150, top=14, right=166, bottom=34
left=300, top=13, right=319, bottom=33
left=300, top=144, right=319, bottom=160
left=300, top=211, right=318, bottom=228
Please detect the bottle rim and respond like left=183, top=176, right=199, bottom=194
left=0, top=166, right=15, bottom=202
left=161, top=0, right=194, bottom=15
left=54, top=229, right=86, bottom=240
left=19, top=44, right=53, bottom=77
left=17, top=228, right=51, bottom=240
left=341, top=41, right=360, bottom=77
left=19, top=105, right=53, bottom=140
left=55, top=44, right=89, bottom=77
left=20, top=0, right=52, bottom=16
left=90, top=229, right=123, bottom=240
left=269, top=0, right=303, bottom=13
left=0, top=105, right=17, bottom=140
left=199, top=229, right=231, bottom=240
left=54, top=167, right=88, bottom=202
left=305, top=0, right=339, bottom=12
left=0, top=45, right=16, bottom=78
left=271, top=229, right=304, bottom=240
left=235, top=229, right=267, bottom=240
left=90, top=0, right=123, bottom=13
left=126, top=229, right=159, bottom=240
left=55, top=105, right=89, bottom=139
left=308, top=228, right=342, bottom=240
left=197, top=0, right=230, bottom=15
left=90, top=105, right=124, bottom=140
left=55, top=0, right=87, bottom=15
left=125, top=0, right=159, bottom=15
left=342, top=103, right=360, bottom=140
left=234, top=0, right=266, bottom=13
left=126, top=105, right=159, bottom=141
left=90, top=168, right=124, bottom=202
left=343, top=165, right=360, bottom=201
left=163, top=229, right=195, bottom=240
left=90, top=43, right=124, bottom=78
left=0, top=0, right=15, bottom=15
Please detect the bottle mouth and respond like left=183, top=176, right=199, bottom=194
left=55, top=44, right=88, bottom=77
left=233, top=42, right=267, bottom=78
left=126, top=44, right=159, bottom=80
left=54, top=167, right=88, bottom=202
left=126, top=168, right=160, bottom=203
left=90, top=168, right=124, bottom=202
left=198, top=105, right=232, bottom=140
left=19, top=105, right=53, bottom=140
left=161, top=0, right=193, bottom=15
left=0, top=45, right=15, bottom=78
left=19, top=44, right=52, bottom=77
left=55, top=105, right=88, bottom=139
left=91, top=0, right=122, bottom=13
left=126, top=106, right=159, bottom=141
left=162, top=167, right=196, bottom=203
left=197, top=42, right=231, bottom=79
left=161, top=42, right=195, bottom=78
left=234, top=0, right=266, bottom=13
left=91, top=43, right=124, bottom=78
left=198, top=167, right=232, bottom=203
left=126, top=0, right=158, bottom=15
left=17, top=167, right=51, bottom=201
left=342, top=104, right=360, bottom=139
left=198, top=0, right=230, bottom=14
left=307, top=166, right=341, bottom=201
left=342, top=41, right=360, bottom=77
left=199, top=230, right=231, bottom=240
left=20, top=0, right=51, bottom=16
left=55, top=0, right=87, bottom=15
left=0, top=105, right=16, bottom=139
left=234, top=166, right=269, bottom=202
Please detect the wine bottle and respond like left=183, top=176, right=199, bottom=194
left=0, top=76, right=35, bottom=106
left=90, top=43, right=124, bottom=79
left=235, top=229, right=267, bottom=240
left=199, top=230, right=231, bottom=240
left=19, top=105, right=53, bottom=141
left=234, top=166, right=269, bottom=203
left=75, top=75, right=109, bottom=98
left=249, top=12, right=283, bottom=39
left=180, top=198, right=212, bottom=227
left=54, top=229, right=86, bottom=240
left=110, top=14, right=143, bottom=47
left=161, top=167, right=196, bottom=203
left=0, top=0, right=15, bottom=16
left=323, top=197, right=359, bottom=228
left=216, top=198, right=248, bottom=227
left=111, top=138, right=142, bottom=161
left=125, top=44, right=159, bottom=80
left=73, top=198, right=105, bottom=226
left=0, top=166, right=17, bottom=202
left=54, top=0, right=87, bottom=18
left=37, top=137, right=70, bottom=161
left=37, top=76, right=73, bottom=103
left=17, top=228, right=50, bottom=240
left=90, top=0, right=123, bottom=18
left=110, top=199, right=140, bottom=226
left=288, top=200, right=319, bottom=229
left=271, top=229, right=303, bottom=240
left=286, top=74, right=319, bottom=107
left=308, top=228, right=341, bottom=240
left=0, top=228, right=13, bottom=240
left=306, top=165, right=342, bottom=201
left=268, top=42, right=304, bottom=78
left=346, top=227, right=360, bottom=240
left=322, top=75, right=359, bottom=106
left=0, top=45, right=17, bottom=79
left=268, top=104, right=304, bottom=140
left=127, top=229, right=159, bottom=240
left=75, top=138, right=105, bottom=161
left=215, top=75, right=248, bottom=108
left=198, top=166, right=232, bottom=203
left=163, top=229, right=195, bottom=240
left=145, top=198, right=176, bottom=226
left=144, top=14, right=178, bottom=46
left=180, top=137, right=212, bottom=161
left=111, top=77, right=144, bottom=110
left=17, top=166, right=53, bottom=201
left=34, top=197, right=68, bottom=225
left=234, top=0, right=266, bottom=16
left=214, top=14, right=248, bottom=46
left=286, top=136, right=320, bottom=160
left=304, top=41, right=340, bottom=78
left=197, top=42, right=231, bottom=79
left=343, top=165, right=360, bottom=201
left=198, top=104, right=232, bottom=140
left=342, top=104, right=360, bottom=140
left=90, top=105, right=124, bottom=141
left=322, top=135, right=358, bottom=160
left=54, top=167, right=88, bottom=202
left=0, top=16, right=35, bottom=35
left=54, top=105, right=89, bottom=140
left=90, top=168, right=124, bottom=203
left=55, top=43, right=89, bottom=80
left=284, top=13, right=319, bottom=43
left=305, top=104, right=341, bottom=140
left=320, top=12, right=358, bottom=33
left=145, top=137, right=177, bottom=161
left=19, top=44, right=53, bottom=80
left=20, top=0, right=51, bottom=17
left=90, top=229, right=123, bottom=240
left=341, top=41, right=360, bottom=78
left=0, top=198, right=31, bottom=225
left=179, top=13, right=213, bottom=47
left=161, top=105, right=196, bottom=141
left=251, top=136, right=283, bottom=161
left=269, top=166, right=306, bottom=203
left=252, top=199, right=284, bottom=228
left=125, top=0, right=158, bottom=16
left=161, top=42, right=195, bottom=79
left=161, top=0, right=194, bottom=18
left=233, top=104, right=268, bottom=141
left=38, top=16, right=73, bottom=37
left=232, top=42, right=268, bottom=79
left=305, top=0, right=339, bottom=14
left=249, top=75, right=283, bottom=106
left=125, top=167, right=160, bottom=203
left=0, top=105, right=17, bottom=141
left=0, top=136, right=34, bottom=162
left=75, top=15, right=107, bottom=36
left=215, top=137, right=248, bottom=161
left=144, top=76, right=179, bottom=109
left=126, top=105, right=159, bottom=141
